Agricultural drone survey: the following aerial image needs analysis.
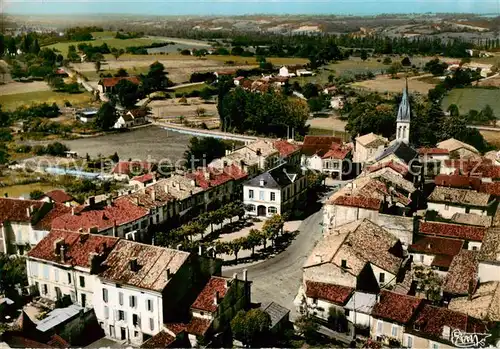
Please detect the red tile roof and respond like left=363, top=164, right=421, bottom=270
left=186, top=317, right=212, bottom=336
left=187, top=168, right=233, bottom=190
left=480, top=182, right=500, bottom=196
left=302, top=136, right=342, bottom=157
left=112, top=161, right=154, bottom=176
left=444, top=159, right=500, bottom=180
left=420, top=221, right=486, bottom=242
left=371, top=290, right=423, bottom=324
left=366, top=161, right=409, bottom=176
left=434, top=174, right=481, bottom=190
left=33, top=204, right=72, bottom=231
left=191, top=277, right=229, bottom=312
left=52, top=198, right=148, bottom=233
left=322, top=144, right=351, bottom=160
left=43, top=190, right=74, bottom=203
left=131, top=173, right=154, bottom=184
left=224, top=164, right=248, bottom=180
left=100, top=76, right=140, bottom=87
left=141, top=330, right=177, bottom=348
left=165, top=323, right=187, bottom=335
left=47, top=334, right=70, bottom=348
left=0, top=198, right=45, bottom=224
left=305, top=281, right=354, bottom=305
left=444, top=250, right=479, bottom=295
left=418, top=148, right=449, bottom=155
left=28, top=229, right=118, bottom=268
left=409, top=236, right=464, bottom=257
left=331, top=195, right=382, bottom=210
left=431, top=254, right=455, bottom=268
left=273, top=140, right=300, bottom=158
left=411, top=304, right=487, bottom=342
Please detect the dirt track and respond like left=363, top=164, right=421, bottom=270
left=0, top=81, right=51, bottom=96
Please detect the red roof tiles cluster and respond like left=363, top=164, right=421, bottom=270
left=366, top=161, right=409, bottom=176
left=305, top=281, right=354, bottom=305
left=434, top=174, right=482, bottom=190
left=411, top=304, right=487, bottom=341
left=418, top=148, right=449, bottom=155
left=131, top=173, right=155, bottom=184
left=165, top=318, right=212, bottom=337
left=409, top=236, right=464, bottom=258
left=420, top=221, right=486, bottom=242
left=444, top=159, right=500, bottom=180
left=43, top=190, right=74, bottom=204
left=112, top=161, right=154, bottom=176
left=273, top=140, right=300, bottom=158
left=480, top=182, right=500, bottom=196
left=322, top=144, right=351, bottom=160
left=444, top=250, right=479, bottom=295
left=187, top=165, right=247, bottom=190
left=371, top=290, right=423, bottom=324
left=141, top=331, right=176, bottom=348
left=34, top=204, right=72, bottom=231
left=302, top=136, right=342, bottom=157
left=191, top=277, right=229, bottom=313
left=28, top=229, right=118, bottom=268
left=332, top=195, right=382, bottom=210
left=0, top=198, right=45, bottom=224
left=52, top=198, right=148, bottom=233
left=100, top=76, right=140, bottom=87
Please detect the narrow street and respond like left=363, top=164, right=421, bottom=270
left=222, top=208, right=324, bottom=320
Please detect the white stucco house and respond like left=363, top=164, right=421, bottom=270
left=94, top=240, right=193, bottom=346
left=26, top=230, right=119, bottom=308
left=427, top=186, right=494, bottom=219
left=353, top=133, right=388, bottom=164
left=243, top=165, right=306, bottom=217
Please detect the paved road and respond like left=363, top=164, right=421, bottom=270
left=222, top=208, right=324, bottom=320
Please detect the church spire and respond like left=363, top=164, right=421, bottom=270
left=396, top=78, right=411, bottom=143
left=397, top=77, right=411, bottom=123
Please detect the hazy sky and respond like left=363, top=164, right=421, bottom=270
left=5, top=0, right=500, bottom=15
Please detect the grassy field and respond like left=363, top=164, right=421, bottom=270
left=0, top=90, right=93, bottom=110
left=172, top=83, right=209, bottom=94
left=442, top=88, right=500, bottom=116
left=45, top=36, right=167, bottom=56
left=82, top=65, right=151, bottom=80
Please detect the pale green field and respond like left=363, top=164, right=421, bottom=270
left=442, top=88, right=500, bottom=116
left=0, top=90, right=93, bottom=111
left=45, top=36, right=166, bottom=56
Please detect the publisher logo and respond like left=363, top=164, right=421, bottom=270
left=451, top=329, right=491, bottom=348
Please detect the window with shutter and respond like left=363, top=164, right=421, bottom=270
left=102, top=288, right=108, bottom=302
left=119, top=292, right=123, bottom=305
left=104, top=306, right=109, bottom=319
left=149, top=318, right=154, bottom=331
left=130, top=295, right=136, bottom=308
left=147, top=299, right=153, bottom=312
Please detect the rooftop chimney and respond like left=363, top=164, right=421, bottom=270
left=190, top=180, right=196, bottom=187
left=59, top=245, right=66, bottom=263
left=243, top=269, right=248, bottom=281
left=71, top=207, right=75, bottom=215
left=165, top=268, right=171, bottom=281
left=89, top=252, right=100, bottom=274
left=233, top=273, right=238, bottom=280
left=214, top=291, right=219, bottom=305
left=164, top=184, right=169, bottom=193
left=80, top=232, right=90, bottom=243
left=198, top=245, right=202, bottom=256
left=54, top=238, right=64, bottom=255
left=129, top=257, right=138, bottom=272
left=26, top=207, right=30, bottom=217
left=204, top=170, right=210, bottom=180
left=112, top=220, right=117, bottom=237
left=151, top=189, right=156, bottom=202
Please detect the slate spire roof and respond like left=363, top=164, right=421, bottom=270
left=397, top=78, right=411, bottom=123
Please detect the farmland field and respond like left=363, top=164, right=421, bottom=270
left=0, top=90, right=93, bottom=110
left=442, top=88, right=500, bottom=116
left=45, top=36, right=167, bottom=56
left=352, top=74, right=437, bottom=94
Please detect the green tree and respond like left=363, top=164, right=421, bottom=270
left=0, top=254, right=28, bottom=299
left=231, top=309, right=271, bottom=347
left=302, top=83, right=319, bottom=99
left=0, top=143, right=9, bottom=164
left=230, top=237, right=246, bottom=261
left=113, top=79, right=140, bottom=108
left=94, top=60, right=101, bottom=73
left=447, top=104, right=460, bottom=117
left=294, top=313, right=319, bottom=343
left=67, top=45, right=80, bottom=62
left=114, top=68, right=128, bottom=77
left=183, top=136, right=227, bottom=170
left=401, top=56, right=412, bottom=66
left=382, top=56, right=392, bottom=65
left=95, top=102, right=117, bottom=131
left=143, top=61, right=170, bottom=92
left=29, top=190, right=45, bottom=200
left=110, top=152, right=119, bottom=163
left=247, top=229, right=261, bottom=256
left=360, top=49, right=368, bottom=61
left=387, top=62, right=403, bottom=78
left=0, top=34, right=4, bottom=57
left=111, top=48, right=124, bottom=60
